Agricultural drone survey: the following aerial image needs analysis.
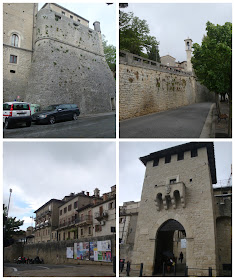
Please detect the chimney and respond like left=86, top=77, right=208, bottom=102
left=103, top=193, right=108, bottom=201
left=86, top=192, right=89, bottom=196
left=93, top=21, right=101, bottom=33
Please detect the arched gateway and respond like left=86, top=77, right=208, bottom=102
left=131, top=143, right=218, bottom=276
left=154, top=219, right=186, bottom=274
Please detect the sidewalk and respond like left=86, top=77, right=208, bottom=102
left=214, top=101, right=230, bottom=138
left=80, top=111, right=116, bottom=119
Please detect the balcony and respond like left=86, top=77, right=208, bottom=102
left=94, top=211, right=109, bottom=221
left=77, top=215, right=93, bottom=227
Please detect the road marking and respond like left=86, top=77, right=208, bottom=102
left=11, top=267, right=18, bottom=272
left=37, top=266, right=50, bottom=269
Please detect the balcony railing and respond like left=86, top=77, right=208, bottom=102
left=94, top=211, right=109, bottom=221
left=58, top=216, right=93, bottom=229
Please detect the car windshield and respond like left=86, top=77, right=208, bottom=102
left=3, top=103, right=29, bottom=110
left=44, top=105, right=58, bottom=111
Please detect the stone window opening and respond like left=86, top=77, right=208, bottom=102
left=153, top=158, right=159, bottom=166
left=64, top=207, right=67, bottom=214
left=170, top=178, right=177, bottom=184
left=70, top=15, right=73, bottom=19
left=10, top=70, right=16, bottom=73
left=11, top=34, right=19, bottom=47
left=10, top=55, right=17, bottom=64
left=165, top=155, right=171, bottom=164
left=62, top=11, right=65, bottom=15
left=73, top=23, right=78, bottom=27
left=191, top=148, right=198, bottom=158
left=177, top=152, right=184, bottom=161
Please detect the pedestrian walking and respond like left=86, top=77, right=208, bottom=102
left=179, top=252, right=183, bottom=263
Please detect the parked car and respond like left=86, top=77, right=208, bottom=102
left=32, top=104, right=80, bottom=124
left=3, top=102, right=31, bottom=129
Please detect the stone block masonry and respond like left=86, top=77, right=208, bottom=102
left=119, top=51, right=215, bottom=120
left=24, top=7, right=115, bottom=114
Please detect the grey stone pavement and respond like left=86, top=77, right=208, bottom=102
left=4, top=263, right=115, bottom=277
left=120, top=102, right=230, bottom=138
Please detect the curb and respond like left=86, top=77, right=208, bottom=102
left=200, top=103, right=215, bottom=138
left=79, top=111, right=116, bottom=119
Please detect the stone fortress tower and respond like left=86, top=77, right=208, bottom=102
left=3, top=3, right=115, bottom=114
left=131, top=142, right=224, bottom=276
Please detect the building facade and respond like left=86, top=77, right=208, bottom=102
left=3, top=3, right=115, bottom=114
left=34, top=199, right=64, bottom=243
left=129, top=142, right=231, bottom=276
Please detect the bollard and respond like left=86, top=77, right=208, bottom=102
left=185, top=266, right=188, bottom=277
left=208, top=267, right=212, bottom=277
left=162, top=262, right=165, bottom=277
left=139, top=263, right=143, bottom=277
left=126, top=261, right=131, bottom=276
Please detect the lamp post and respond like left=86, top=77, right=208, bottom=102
left=7, top=188, right=12, bottom=219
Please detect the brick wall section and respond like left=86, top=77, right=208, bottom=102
left=132, top=147, right=217, bottom=276
left=119, top=51, right=215, bottom=120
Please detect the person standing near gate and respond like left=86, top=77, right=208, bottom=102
left=179, top=252, right=183, bottom=263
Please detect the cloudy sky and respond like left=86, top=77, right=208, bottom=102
left=38, top=2, right=116, bottom=46
left=119, top=141, right=232, bottom=205
left=3, top=142, right=116, bottom=230
left=122, top=3, right=232, bottom=62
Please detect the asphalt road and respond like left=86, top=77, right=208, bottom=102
left=4, top=263, right=114, bottom=277
left=120, top=103, right=213, bottom=138
left=3, top=113, right=115, bottom=138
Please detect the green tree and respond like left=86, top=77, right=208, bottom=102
left=191, top=21, right=232, bottom=136
left=102, top=35, right=116, bottom=76
left=3, top=206, right=24, bottom=247
left=119, top=11, right=160, bottom=60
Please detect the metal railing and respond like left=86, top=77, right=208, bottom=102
left=119, top=260, right=143, bottom=277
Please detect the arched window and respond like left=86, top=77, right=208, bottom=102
left=11, top=34, right=19, bottom=47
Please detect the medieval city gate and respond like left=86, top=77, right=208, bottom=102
left=154, top=219, right=186, bottom=274
left=131, top=143, right=218, bottom=276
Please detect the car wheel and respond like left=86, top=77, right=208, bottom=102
left=49, top=116, right=55, bottom=124
left=26, top=121, right=31, bottom=127
left=72, top=113, right=78, bottom=120
left=4, top=119, right=11, bottom=129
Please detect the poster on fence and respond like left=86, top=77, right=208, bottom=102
left=90, top=241, right=98, bottom=261
left=76, top=242, right=89, bottom=260
left=66, top=247, right=74, bottom=259
left=98, top=251, right=112, bottom=262
left=97, top=240, right=111, bottom=252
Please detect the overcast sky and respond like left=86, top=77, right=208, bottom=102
left=3, top=142, right=116, bottom=230
left=122, top=3, right=232, bottom=62
left=119, top=141, right=232, bottom=205
left=38, top=2, right=116, bottom=46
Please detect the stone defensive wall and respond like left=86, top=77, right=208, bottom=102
left=25, top=7, right=115, bottom=114
left=119, top=51, right=214, bottom=120
left=4, top=234, right=115, bottom=265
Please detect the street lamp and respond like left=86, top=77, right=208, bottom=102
left=7, top=188, right=12, bottom=218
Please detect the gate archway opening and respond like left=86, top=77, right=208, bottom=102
left=154, top=219, right=186, bottom=275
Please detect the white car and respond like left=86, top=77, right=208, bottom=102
left=3, top=102, right=32, bottom=129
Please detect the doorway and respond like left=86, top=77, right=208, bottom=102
left=154, top=219, right=186, bottom=275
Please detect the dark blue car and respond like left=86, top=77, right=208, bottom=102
left=32, top=104, right=80, bottom=124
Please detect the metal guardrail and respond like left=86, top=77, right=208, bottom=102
left=120, top=260, right=143, bottom=277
